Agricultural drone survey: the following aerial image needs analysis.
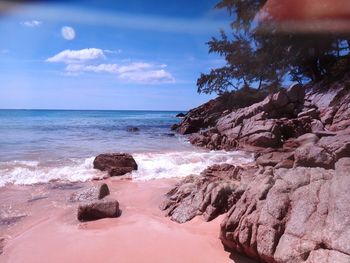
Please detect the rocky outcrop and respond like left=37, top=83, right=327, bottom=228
left=93, top=153, right=137, bottom=176
left=305, top=76, right=350, bottom=132
left=69, top=183, right=110, bottom=202
left=220, top=158, right=350, bottom=263
left=188, top=84, right=307, bottom=150
left=172, top=96, right=232, bottom=134
left=77, top=198, right=121, bottom=222
left=176, top=74, right=350, bottom=154
left=162, top=159, right=350, bottom=263
left=174, top=74, right=350, bottom=171
left=166, top=75, right=350, bottom=262
left=160, top=164, right=258, bottom=223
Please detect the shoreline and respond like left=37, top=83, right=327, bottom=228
left=0, top=178, right=256, bottom=263
left=0, top=149, right=254, bottom=187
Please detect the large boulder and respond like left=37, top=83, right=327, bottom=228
left=93, top=153, right=137, bottom=176
left=305, top=74, right=350, bottom=132
left=177, top=119, right=202, bottom=134
left=77, top=198, right=121, bottom=221
left=69, top=183, right=110, bottom=202
left=293, top=131, right=350, bottom=169
left=126, top=126, right=139, bottom=132
left=294, top=144, right=335, bottom=169
left=160, top=164, right=258, bottom=223
left=256, top=151, right=294, bottom=167
left=335, top=157, right=350, bottom=176
left=174, top=97, right=226, bottom=135
left=318, top=132, right=350, bottom=161
left=176, top=112, right=186, bottom=118
left=220, top=164, right=350, bottom=263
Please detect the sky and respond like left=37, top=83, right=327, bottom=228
left=0, top=0, right=231, bottom=110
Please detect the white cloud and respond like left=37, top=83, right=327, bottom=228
left=47, top=48, right=175, bottom=84
left=117, top=62, right=152, bottom=74
left=119, top=69, right=175, bottom=84
left=46, top=48, right=105, bottom=63
left=104, top=49, right=122, bottom=54
left=21, top=20, right=42, bottom=27
left=65, top=62, right=174, bottom=84
left=61, top=26, right=76, bottom=40
left=65, top=63, right=119, bottom=74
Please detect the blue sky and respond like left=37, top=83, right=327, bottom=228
left=0, top=0, right=230, bottom=110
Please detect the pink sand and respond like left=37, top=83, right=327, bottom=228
left=0, top=179, right=255, bottom=263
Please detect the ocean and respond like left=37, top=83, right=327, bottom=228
left=0, top=110, right=253, bottom=186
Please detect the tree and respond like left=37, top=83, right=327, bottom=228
left=197, top=0, right=350, bottom=95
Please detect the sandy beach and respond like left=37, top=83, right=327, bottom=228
left=0, top=178, right=255, bottom=263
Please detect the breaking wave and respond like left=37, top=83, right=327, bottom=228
left=0, top=150, right=254, bottom=186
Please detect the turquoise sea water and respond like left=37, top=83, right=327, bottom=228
left=0, top=110, right=253, bottom=186
left=0, top=110, right=188, bottom=162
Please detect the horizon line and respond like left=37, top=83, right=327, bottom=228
left=0, top=108, right=187, bottom=112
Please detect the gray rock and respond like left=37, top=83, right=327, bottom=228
left=297, top=108, right=319, bottom=119
left=160, top=164, right=256, bottom=223
left=256, top=152, right=293, bottom=167
left=335, top=157, right=350, bottom=176
left=126, top=126, right=139, bottom=132
left=310, top=119, right=325, bottom=132
left=220, top=166, right=350, bottom=263
left=296, top=133, right=319, bottom=146
left=93, top=153, right=137, bottom=176
left=77, top=198, right=120, bottom=221
left=70, top=183, right=110, bottom=202
left=294, top=144, right=334, bottom=169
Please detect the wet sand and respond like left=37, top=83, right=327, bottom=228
left=0, top=178, right=255, bottom=263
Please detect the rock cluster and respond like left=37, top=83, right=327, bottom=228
left=161, top=160, right=350, bottom=263
left=175, top=75, right=350, bottom=169
left=160, top=164, right=257, bottom=223
left=166, top=74, right=350, bottom=263
left=71, top=183, right=121, bottom=222
left=188, top=84, right=308, bottom=150
left=177, top=74, right=350, bottom=155
left=220, top=159, right=350, bottom=263
left=93, top=153, right=137, bottom=177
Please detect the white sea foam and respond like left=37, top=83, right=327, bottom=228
left=0, top=157, right=98, bottom=187
left=0, top=150, right=254, bottom=186
left=132, top=150, right=254, bottom=181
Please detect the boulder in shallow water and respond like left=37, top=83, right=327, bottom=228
left=69, top=183, right=110, bottom=202
left=77, top=198, right=120, bottom=221
left=176, top=112, right=186, bottom=118
left=126, top=126, right=139, bottom=132
left=93, top=153, right=137, bottom=176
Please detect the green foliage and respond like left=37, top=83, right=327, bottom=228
left=198, top=0, right=350, bottom=94
left=217, top=84, right=282, bottom=111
